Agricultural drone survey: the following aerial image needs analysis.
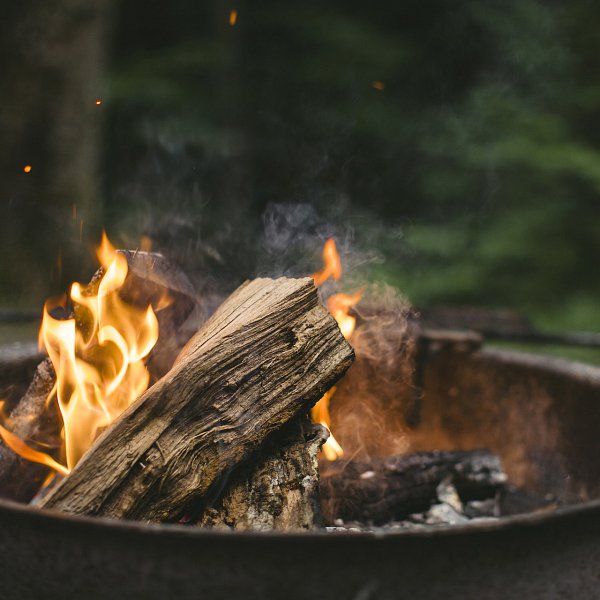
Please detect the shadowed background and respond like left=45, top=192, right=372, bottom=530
left=1, top=0, right=599, bottom=361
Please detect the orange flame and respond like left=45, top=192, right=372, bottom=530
left=2, top=233, right=159, bottom=475
left=0, top=424, right=69, bottom=476
left=229, top=9, right=238, bottom=26
left=311, top=239, right=362, bottom=460
left=312, top=239, right=342, bottom=286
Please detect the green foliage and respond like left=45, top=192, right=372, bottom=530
left=103, top=0, right=600, bottom=337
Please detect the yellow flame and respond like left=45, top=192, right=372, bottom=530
left=4, top=232, right=159, bottom=475
left=311, top=239, right=362, bottom=460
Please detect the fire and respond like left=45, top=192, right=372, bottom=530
left=0, top=233, right=159, bottom=474
left=229, top=9, right=238, bottom=26
left=312, top=239, right=342, bottom=286
left=312, top=239, right=362, bottom=460
left=0, top=424, right=68, bottom=476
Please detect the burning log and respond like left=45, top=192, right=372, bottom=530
left=0, top=246, right=200, bottom=500
left=199, top=418, right=328, bottom=531
left=0, top=359, right=61, bottom=502
left=40, top=277, right=354, bottom=522
left=320, top=450, right=507, bottom=525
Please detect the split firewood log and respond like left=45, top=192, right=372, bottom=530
left=41, top=277, right=354, bottom=522
left=0, top=359, right=61, bottom=502
left=198, top=417, right=328, bottom=531
left=320, top=449, right=507, bottom=525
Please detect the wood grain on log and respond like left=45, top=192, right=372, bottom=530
left=320, top=450, right=506, bottom=525
left=0, top=359, right=61, bottom=502
left=199, top=418, right=328, bottom=531
left=41, top=277, right=354, bottom=522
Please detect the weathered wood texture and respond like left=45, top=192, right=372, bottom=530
left=41, top=277, right=354, bottom=522
left=320, top=450, right=506, bottom=525
left=0, top=359, right=61, bottom=502
left=199, top=418, right=328, bottom=531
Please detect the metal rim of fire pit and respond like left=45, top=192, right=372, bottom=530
left=2, top=346, right=600, bottom=599
left=2, top=493, right=600, bottom=541
left=1, top=345, right=599, bottom=539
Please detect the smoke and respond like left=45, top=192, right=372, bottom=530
left=113, top=194, right=418, bottom=460
left=331, top=284, right=416, bottom=460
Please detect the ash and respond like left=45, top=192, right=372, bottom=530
left=326, top=478, right=501, bottom=533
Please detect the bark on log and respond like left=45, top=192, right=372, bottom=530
left=198, top=418, right=328, bottom=531
left=320, top=450, right=507, bottom=525
left=41, top=277, right=354, bottom=522
left=0, top=359, right=61, bottom=502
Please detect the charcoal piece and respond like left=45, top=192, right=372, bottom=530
left=320, top=449, right=507, bottom=525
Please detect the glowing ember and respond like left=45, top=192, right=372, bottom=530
left=23, top=165, right=32, bottom=173
left=372, top=80, right=385, bottom=91
left=229, top=9, right=238, bottom=26
left=0, top=233, right=159, bottom=474
left=311, top=239, right=362, bottom=460
left=95, top=100, right=102, bottom=105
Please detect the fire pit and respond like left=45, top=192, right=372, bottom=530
left=0, top=239, right=599, bottom=599
left=1, top=341, right=599, bottom=599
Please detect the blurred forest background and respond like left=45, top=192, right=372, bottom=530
left=1, top=0, right=599, bottom=360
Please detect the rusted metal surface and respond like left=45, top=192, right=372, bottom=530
left=0, top=497, right=598, bottom=600
left=0, top=344, right=599, bottom=598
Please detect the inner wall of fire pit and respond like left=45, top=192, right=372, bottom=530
left=404, top=347, right=600, bottom=505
